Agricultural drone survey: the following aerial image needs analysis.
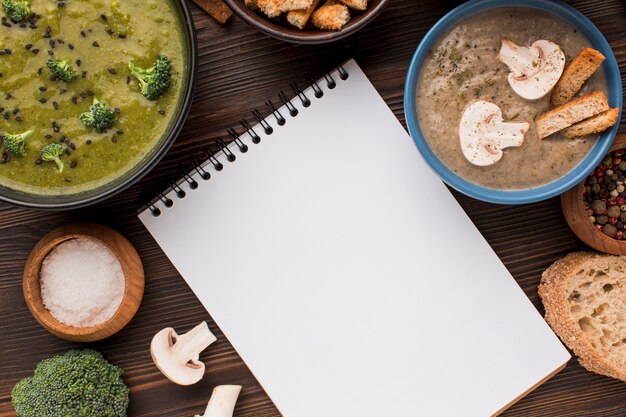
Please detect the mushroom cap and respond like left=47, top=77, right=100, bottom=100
left=150, top=327, right=206, bottom=386
left=459, top=101, right=529, bottom=166
left=499, top=39, right=565, bottom=100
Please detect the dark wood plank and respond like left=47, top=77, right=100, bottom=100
left=1, top=1, right=626, bottom=416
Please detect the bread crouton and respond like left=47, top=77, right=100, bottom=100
left=280, top=0, right=314, bottom=11
left=536, top=91, right=609, bottom=139
left=563, top=108, right=619, bottom=139
left=244, top=0, right=259, bottom=10
left=337, top=0, right=366, bottom=10
left=551, top=48, right=606, bottom=108
left=311, top=0, right=350, bottom=30
left=257, top=0, right=283, bottom=18
left=286, top=0, right=320, bottom=29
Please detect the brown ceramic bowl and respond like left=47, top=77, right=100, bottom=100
left=562, top=134, right=626, bottom=255
left=23, top=223, right=144, bottom=342
left=224, top=0, right=388, bottom=44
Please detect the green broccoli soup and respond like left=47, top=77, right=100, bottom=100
left=0, top=0, right=186, bottom=195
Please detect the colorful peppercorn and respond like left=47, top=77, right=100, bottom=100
left=584, top=149, right=626, bottom=240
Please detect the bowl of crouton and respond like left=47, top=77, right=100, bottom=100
left=224, top=0, right=388, bottom=43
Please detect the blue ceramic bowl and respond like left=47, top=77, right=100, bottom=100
left=404, top=0, right=622, bottom=204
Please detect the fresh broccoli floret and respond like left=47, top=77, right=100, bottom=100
left=2, top=0, right=31, bottom=22
left=129, top=54, right=172, bottom=100
left=80, top=98, right=116, bottom=131
left=47, top=58, right=77, bottom=83
left=40, top=143, right=64, bottom=172
left=2, top=130, right=32, bottom=156
left=11, top=349, right=129, bottom=417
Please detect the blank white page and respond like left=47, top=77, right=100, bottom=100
left=139, top=60, right=569, bottom=417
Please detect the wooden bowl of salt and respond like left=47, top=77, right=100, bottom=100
left=23, top=223, right=144, bottom=342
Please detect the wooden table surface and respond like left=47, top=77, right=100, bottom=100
left=2, top=0, right=626, bottom=416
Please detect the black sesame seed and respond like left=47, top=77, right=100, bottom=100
left=12, top=108, right=18, bottom=114
left=65, top=148, right=71, bottom=156
left=59, top=136, right=66, bottom=142
left=100, top=14, right=107, bottom=21
left=92, top=41, right=99, bottom=47
left=43, top=26, right=51, bottom=38
left=106, top=28, right=114, bottom=35
left=37, top=68, right=42, bottom=75
left=35, top=159, right=42, bottom=165
left=70, top=160, right=77, bottom=168
left=44, top=134, right=52, bottom=139
left=126, top=76, right=131, bottom=84
left=80, top=30, right=86, bottom=37
left=159, top=109, right=166, bottom=115
left=47, top=50, right=54, bottom=56
left=116, top=129, right=123, bottom=135
left=118, top=34, right=126, bottom=39
left=68, top=43, right=74, bottom=50
left=2, top=113, right=8, bottom=120
left=25, top=43, right=32, bottom=50
left=86, top=139, right=92, bottom=145
left=59, top=89, right=67, bottom=94
left=111, top=136, right=117, bottom=143
left=49, top=39, right=55, bottom=48
left=58, top=1, right=65, bottom=7
left=75, top=59, right=81, bottom=67
left=114, top=107, right=120, bottom=113
left=64, top=177, right=71, bottom=183
left=31, top=48, right=39, bottom=54
left=69, top=142, right=76, bottom=150
left=39, top=98, right=47, bottom=104
left=39, top=86, right=47, bottom=92
left=86, top=90, right=94, bottom=96
left=81, top=71, right=87, bottom=78
left=15, top=116, right=22, bottom=122
left=79, top=92, right=86, bottom=99
left=107, top=68, right=117, bottom=75
left=71, top=96, right=78, bottom=104
left=53, top=101, right=59, bottom=109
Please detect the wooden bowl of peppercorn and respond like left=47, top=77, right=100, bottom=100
left=562, top=134, right=626, bottom=255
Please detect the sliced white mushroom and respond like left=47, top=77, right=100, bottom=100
left=459, top=101, right=530, bottom=166
left=150, top=321, right=217, bottom=386
left=498, top=39, right=565, bottom=100
left=195, top=385, right=242, bottom=417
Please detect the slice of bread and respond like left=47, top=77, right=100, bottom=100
left=539, top=252, right=626, bottom=382
left=551, top=48, right=606, bottom=108
left=337, top=0, right=366, bottom=10
left=536, top=91, right=609, bottom=139
left=563, top=108, right=619, bottom=139
left=287, top=0, right=321, bottom=29
left=311, top=0, right=350, bottom=30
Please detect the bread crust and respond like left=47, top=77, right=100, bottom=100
left=535, top=90, right=609, bottom=139
left=539, top=252, right=626, bottom=382
left=563, top=108, right=619, bottom=139
left=551, top=48, right=606, bottom=108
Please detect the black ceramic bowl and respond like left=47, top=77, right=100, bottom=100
left=0, top=0, right=197, bottom=210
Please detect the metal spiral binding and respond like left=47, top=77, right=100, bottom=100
left=145, top=63, right=349, bottom=217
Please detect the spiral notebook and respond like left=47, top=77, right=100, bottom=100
left=139, top=60, right=570, bottom=416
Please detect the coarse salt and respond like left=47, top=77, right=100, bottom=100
left=40, top=237, right=125, bottom=328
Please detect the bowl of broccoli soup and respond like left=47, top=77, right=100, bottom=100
left=404, top=0, right=621, bottom=204
left=0, top=0, right=196, bottom=209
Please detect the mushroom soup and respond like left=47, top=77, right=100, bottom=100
left=416, top=8, right=608, bottom=189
